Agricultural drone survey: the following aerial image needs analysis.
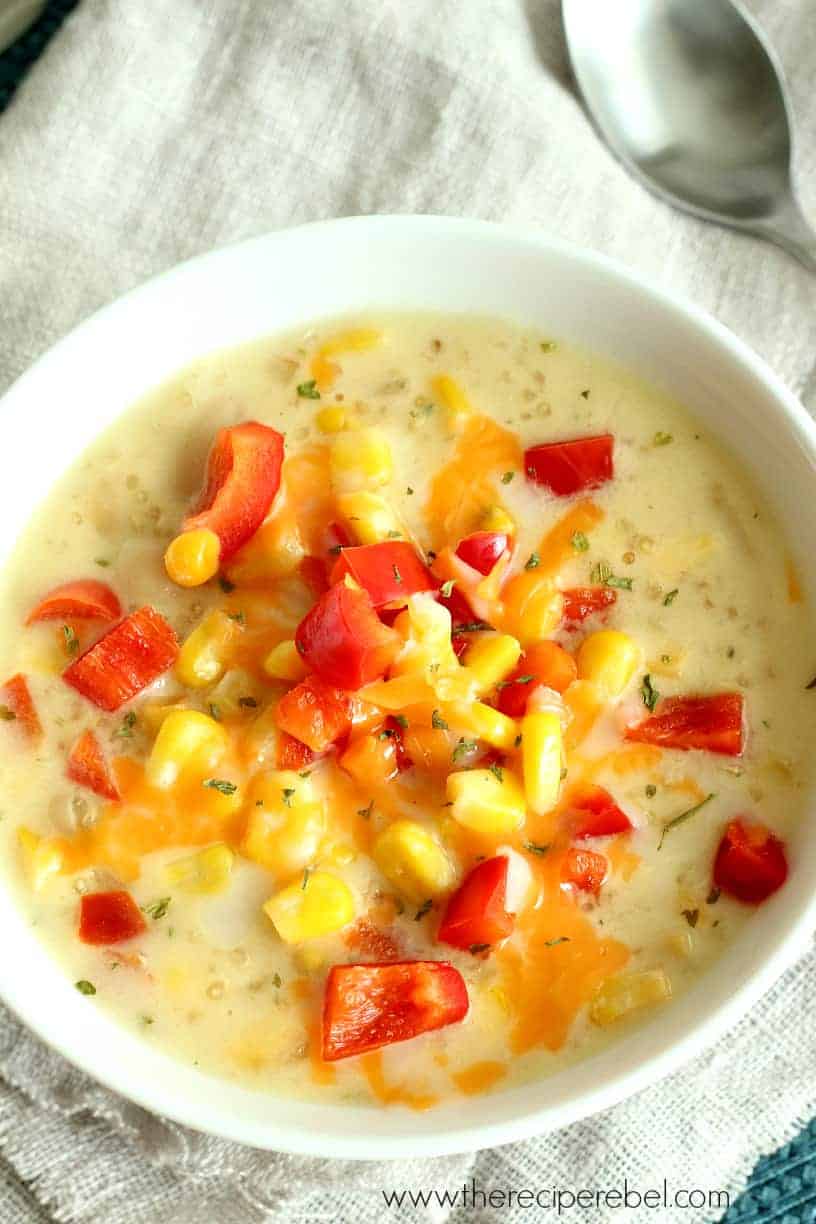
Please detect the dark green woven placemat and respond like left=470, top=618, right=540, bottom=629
left=2, top=4, right=816, bottom=1221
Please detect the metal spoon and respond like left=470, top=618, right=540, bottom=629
left=562, top=0, right=816, bottom=272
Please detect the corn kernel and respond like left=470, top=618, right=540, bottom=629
left=501, top=571, right=563, bottom=646
left=225, top=514, right=305, bottom=586
left=590, top=968, right=672, bottom=1026
left=323, top=841, right=357, bottom=867
left=443, top=701, right=519, bottom=750
left=431, top=374, right=474, bottom=428
left=176, top=610, right=237, bottom=690
left=264, top=871, right=355, bottom=942
left=140, top=701, right=190, bottom=735
left=373, top=820, right=455, bottom=902
left=463, top=633, right=522, bottom=696
left=263, top=639, right=308, bottom=683
left=336, top=491, right=405, bottom=545
left=577, top=630, right=640, bottom=697
left=146, top=710, right=229, bottom=789
left=481, top=505, right=516, bottom=536
left=667, top=931, right=694, bottom=958
left=446, top=769, right=526, bottom=836
left=330, top=429, right=393, bottom=492
left=18, top=827, right=63, bottom=891
left=316, top=406, right=347, bottom=434
left=319, top=327, right=381, bottom=357
left=242, top=771, right=325, bottom=879
left=164, top=529, right=220, bottom=588
left=166, top=843, right=234, bottom=893
left=521, top=709, right=563, bottom=816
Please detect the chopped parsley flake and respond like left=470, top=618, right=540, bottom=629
left=580, top=389, right=590, bottom=399
left=357, top=800, right=374, bottom=820
left=432, top=709, right=449, bottom=731
left=658, top=793, right=715, bottom=850
left=228, top=611, right=246, bottom=624
left=75, top=979, right=96, bottom=995
left=544, top=936, right=570, bottom=947
left=488, top=762, right=504, bottom=782
left=571, top=531, right=589, bottom=552
left=606, top=574, right=633, bottom=591
left=297, top=379, right=320, bottom=399
left=663, top=589, right=679, bottom=606
left=514, top=733, right=522, bottom=748
left=392, top=564, right=403, bottom=585
left=301, top=867, right=311, bottom=890
left=440, top=579, right=455, bottom=598
left=203, top=778, right=237, bottom=796
left=208, top=702, right=221, bottom=721
left=706, top=887, right=721, bottom=905
left=113, top=711, right=137, bottom=739
left=272, top=973, right=282, bottom=988
left=469, top=943, right=490, bottom=954
left=281, top=787, right=296, bottom=807
left=645, top=783, right=657, bottom=798
left=498, top=673, right=533, bottom=688
left=393, top=714, right=408, bottom=729
left=540, top=340, right=557, bottom=353
left=452, top=737, right=478, bottom=763
left=523, top=840, right=550, bottom=856
left=219, top=576, right=235, bottom=594
left=238, top=696, right=258, bottom=708
left=681, top=908, right=699, bottom=928
left=142, top=896, right=171, bottom=921
left=641, top=674, right=660, bottom=713
left=501, top=471, right=515, bottom=484
left=406, top=486, right=414, bottom=495
left=525, top=552, right=540, bottom=570
left=94, top=558, right=111, bottom=568
left=456, top=620, right=492, bottom=633
left=62, top=624, right=80, bottom=657
left=414, top=899, right=433, bottom=921
left=653, top=431, right=673, bottom=446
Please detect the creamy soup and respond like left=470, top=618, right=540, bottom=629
left=0, top=314, right=812, bottom=1109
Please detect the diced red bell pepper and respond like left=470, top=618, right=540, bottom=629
left=26, top=579, right=121, bottom=626
left=275, top=675, right=353, bottom=753
left=713, top=819, right=788, bottom=904
left=67, top=729, right=120, bottom=801
left=569, top=785, right=631, bottom=839
left=183, top=421, right=284, bottom=562
left=497, top=640, right=578, bottom=717
left=63, top=606, right=179, bottom=712
left=561, top=847, right=608, bottom=895
left=78, top=890, right=146, bottom=945
left=455, top=532, right=510, bottom=576
left=275, top=730, right=316, bottom=771
left=626, top=693, right=744, bottom=756
left=295, top=583, right=400, bottom=690
left=0, top=674, right=41, bottom=742
left=561, top=586, right=617, bottom=626
left=330, top=542, right=436, bottom=608
left=298, top=555, right=330, bottom=599
left=321, top=960, right=468, bottom=1061
left=438, top=856, right=514, bottom=951
left=525, top=434, right=614, bottom=497
left=438, top=583, right=477, bottom=629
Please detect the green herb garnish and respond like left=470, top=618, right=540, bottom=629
left=62, top=624, right=80, bottom=657
left=432, top=709, right=449, bottom=731
left=393, top=714, right=408, bottom=729
left=540, top=340, right=557, bottom=353
left=281, top=787, right=296, bottom=807
left=452, top=737, right=478, bottom=763
left=523, top=840, right=550, bottom=856
left=469, top=943, right=490, bottom=954
left=440, top=579, right=455, bottom=598
left=571, top=531, right=589, bottom=552
left=501, top=471, right=515, bottom=484
left=208, top=702, right=221, bottom=721
left=142, top=897, right=171, bottom=921
left=272, top=973, right=282, bottom=988
left=681, top=908, right=699, bottom=928
left=544, top=936, right=570, bottom=947
left=641, top=674, right=660, bottom=713
left=392, top=564, right=403, bottom=585
left=219, top=576, right=235, bottom=594
left=663, top=589, right=679, bottom=606
left=357, top=800, right=374, bottom=820
left=525, top=552, right=540, bottom=570
left=75, top=979, right=96, bottom=995
left=488, top=762, right=504, bottom=782
left=94, top=558, right=111, bottom=568
left=645, top=783, right=657, bottom=798
left=301, top=867, right=311, bottom=890
left=203, top=778, right=237, bottom=796
left=658, top=793, right=715, bottom=850
left=238, top=696, right=258, bottom=708
left=606, top=574, right=633, bottom=590
left=414, top=899, right=433, bottom=921
left=455, top=620, right=492, bottom=633
left=297, top=380, right=320, bottom=399
left=113, top=711, right=137, bottom=739
left=653, top=431, right=673, bottom=446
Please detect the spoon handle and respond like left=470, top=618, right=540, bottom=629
left=757, top=197, right=816, bottom=275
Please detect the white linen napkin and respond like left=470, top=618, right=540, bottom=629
left=1, top=2, right=815, bottom=1221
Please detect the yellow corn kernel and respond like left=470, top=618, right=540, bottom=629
left=164, top=529, right=220, bottom=588
left=373, top=820, right=455, bottom=903
left=392, top=593, right=457, bottom=675
left=590, top=968, right=672, bottom=1027
left=501, top=571, right=564, bottom=646
left=323, top=841, right=357, bottom=867
left=521, top=709, right=563, bottom=816
left=431, top=374, right=474, bottom=428
left=207, top=668, right=266, bottom=720
left=18, top=827, right=63, bottom=891
left=242, top=770, right=325, bottom=879
left=225, top=514, right=305, bottom=586
left=446, top=769, right=526, bottom=836
left=577, top=629, right=640, bottom=698
left=140, top=701, right=190, bottom=735
left=443, top=701, right=519, bottom=751
left=166, top=843, right=234, bottom=894
left=316, top=406, right=347, bottom=434
left=263, top=639, right=308, bottom=683
left=481, top=505, right=516, bottom=536
left=146, top=710, right=229, bottom=789
left=463, top=633, right=522, bottom=696
left=176, top=610, right=237, bottom=690
left=336, top=491, right=406, bottom=545
left=319, top=327, right=381, bottom=358
left=667, top=931, right=694, bottom=959
left=331, top=428, right=393, bottom=492
left=264, top=871, right=355, bottom=942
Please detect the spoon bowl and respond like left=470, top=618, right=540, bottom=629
left=563, top=0, right=816, bottom=270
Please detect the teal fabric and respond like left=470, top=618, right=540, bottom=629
left=1, top=4, right=815, bottom=1223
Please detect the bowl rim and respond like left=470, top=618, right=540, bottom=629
left=2, top=213, right=816, bottom=1159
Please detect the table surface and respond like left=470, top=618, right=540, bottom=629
left=2, top=3, right=815, bottom=1222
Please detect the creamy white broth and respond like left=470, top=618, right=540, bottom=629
left=0, top=313, right=813, bottom=1107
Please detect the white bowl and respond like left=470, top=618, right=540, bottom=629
left=1, top=216, right=815, bottom=1158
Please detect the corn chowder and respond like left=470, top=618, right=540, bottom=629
left=0, top=315, right=812, bottom=1109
